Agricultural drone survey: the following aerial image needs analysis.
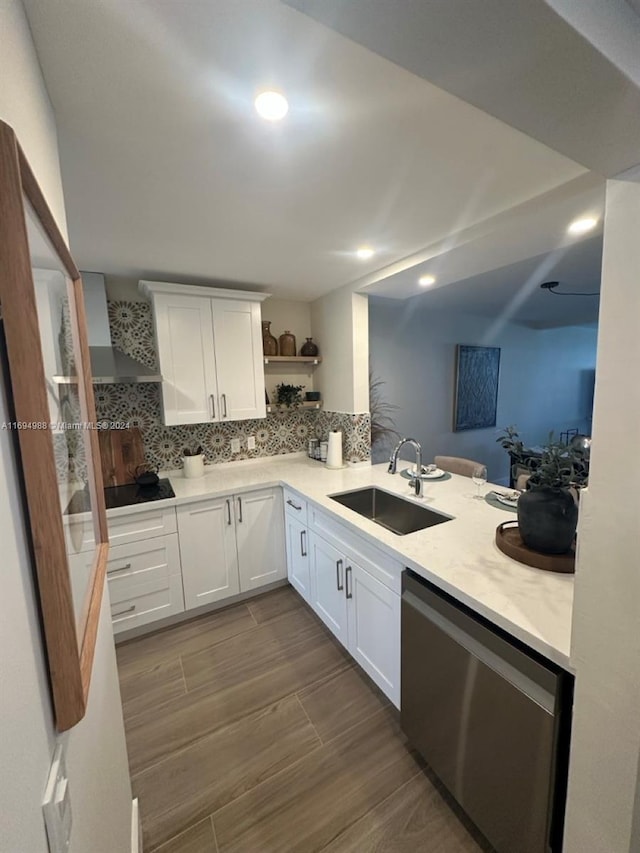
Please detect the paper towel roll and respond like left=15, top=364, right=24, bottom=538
left=326, top=430, right=343, bottom=469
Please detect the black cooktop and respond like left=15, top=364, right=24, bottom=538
left=65, top=478, right=175, bottom=514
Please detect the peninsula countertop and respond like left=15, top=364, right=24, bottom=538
left=101, top=453, right=574, bottom=670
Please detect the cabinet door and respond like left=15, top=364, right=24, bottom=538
left=235, top=488, right=286, bottom=592
left=347, top=561, right=400, bottom=708
left=178, top=497, right=239, bottom=608
left=154, top=293, right=218, bottom=425
left=286, top=515, right=310, bottom=602
left=211, top=299, right=265, bottom=421
left=310, top=534, right=348, bottom=645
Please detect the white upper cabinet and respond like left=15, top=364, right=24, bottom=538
left=211, top=299, right=264, bottom=422
left=140, top=281, right=268, bottom=425
left=153, top=293, right=218, bottom=424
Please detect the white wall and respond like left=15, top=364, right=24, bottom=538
left=564, top=169, right=640, bottom=852
left=0, top=2, right=132, bottom=851
left=369, top=297, right=597, bottom=480
left=262, top=297, right=318, bottom=398
left=311, top=285, right=369, bottom=412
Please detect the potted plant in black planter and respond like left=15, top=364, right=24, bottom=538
left=497, top=427, right=589, bottom=554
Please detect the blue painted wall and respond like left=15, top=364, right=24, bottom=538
left=369, top=296, right=598, bottom=484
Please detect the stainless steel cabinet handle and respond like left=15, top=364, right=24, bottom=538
left=336, top=558, right=344, bottom=591
left=222, top=393, right=228, bottom=418
left=210, top=394, right=216, bottom=419
left=346, top=565, right=353, bottom=599
left=286, top=499, right=302, bottom=511
left=112, top=604, right=136, bottom=618
left=300, top=530, right=307, bottom=557
left=108, top=562, right=132, bottom=575
left=226, top=499, right=232, bottom=525
left=237, top=496, right=243, bottom=522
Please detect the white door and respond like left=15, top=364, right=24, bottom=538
left=177, top=497, right=239, bottom=608
left=286, top=515, right=310, bottom=602
left=211, top=299, right=265, bottom=421
left=235, top=488, right=286, bottom=592
left=347, top=561, right=401, bottom=708
left=153, top=293, right=218, bottom=425
left=310, top=533, right=348, bottom=645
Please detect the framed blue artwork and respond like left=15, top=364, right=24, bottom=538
left=453, top=345, right=501, bottom=431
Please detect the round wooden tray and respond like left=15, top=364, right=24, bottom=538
left=495, top=521, right=575, bottom=574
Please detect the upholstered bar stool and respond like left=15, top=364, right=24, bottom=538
left=434, top=455, right=484, bottom=478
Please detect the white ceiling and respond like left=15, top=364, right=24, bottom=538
left=287, top=0, right=640, bottom=178
left=358, top=170, right=605, bottom=328
left=376, top=235, right=602, bottom=330
left=22, top=0, right=589, bottom=302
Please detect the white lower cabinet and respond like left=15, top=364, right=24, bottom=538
left=309, top=533, right=348, bottom=646
left=347, top=561, right=400, bottom=706
left=308, top=516, right=401, bottom=708
left=235, top=489, right=286, bottom=591
left=286, top=514, right=310, bottom=602
left=284, top=489, right=310, bottom=602
left=178, top=496, right=240, bottom=608
left=106, top=534, right=184, bottom=634
left=178, top=487, right=285, bottom=609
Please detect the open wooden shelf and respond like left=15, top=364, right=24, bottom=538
left=263, top=356, right=322, bottom=365
left=266, top=401, right=323, bottom=413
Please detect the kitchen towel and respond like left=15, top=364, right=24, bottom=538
left=326, top=430, right=343, bottom=469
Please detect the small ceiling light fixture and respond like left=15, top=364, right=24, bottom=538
left=567, top=216, right=598, bottom=235
left=254, top=90, right=289, bottom=121
left=418, top=274, right=436, bottom=287
left=356, top=246, right=375, bottom=260
left=540, top=281, right=599, bottom=297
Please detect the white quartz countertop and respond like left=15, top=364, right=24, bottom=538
left=108, top=453, right=575, bottom=670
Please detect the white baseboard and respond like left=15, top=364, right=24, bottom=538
left=131, top=798, right=142, bottom=853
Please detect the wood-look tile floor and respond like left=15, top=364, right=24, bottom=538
left=117, top=585, right=488, bottom=853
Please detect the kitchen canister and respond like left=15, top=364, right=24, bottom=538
left=182, top=454, right=204, bottom=479
left=279, top=330, right=296, bottom=357
left=326, top=430, right=343, bottom=469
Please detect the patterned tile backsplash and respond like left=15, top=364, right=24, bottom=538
left=89, top=300, right=371, bottom=473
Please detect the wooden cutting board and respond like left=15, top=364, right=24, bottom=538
left=99, top=427, right=146, bottom=487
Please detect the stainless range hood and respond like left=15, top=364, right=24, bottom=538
left=54, top=272, right=161, bottom=384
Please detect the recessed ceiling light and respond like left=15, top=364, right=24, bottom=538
left=418, top=275, right=436, bottom=287
left=254, top=90, right=289, bottom=121
left=356, top=246, right=375, bottom=260
left=568, top=217, right=598, bottom=235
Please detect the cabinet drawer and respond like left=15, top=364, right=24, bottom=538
left=106, top=534, right=181, bottom=601
left=64, top=504, right=177, bottom=553
left=310, top=507, right=402, bottom=594
left=283, top=488, right=307, bottom=525
left=111, top=574, right=185, bottom=635
left=108, top=506, right=177, bottom=546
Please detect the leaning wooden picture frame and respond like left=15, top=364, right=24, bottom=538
left=0, top=120, right=108, bottom=731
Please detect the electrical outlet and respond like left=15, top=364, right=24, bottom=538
left=247, top=436, right=256, bottom=450
left=230, top=438, right=241, bottom=453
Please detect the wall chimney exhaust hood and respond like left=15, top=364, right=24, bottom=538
left=53, top=272, right=161, bottom=384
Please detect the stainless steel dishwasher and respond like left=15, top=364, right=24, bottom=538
left=401, top=570, right=572, bottom=853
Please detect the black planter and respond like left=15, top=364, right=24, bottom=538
left=517, top=485, right=578, bottom=555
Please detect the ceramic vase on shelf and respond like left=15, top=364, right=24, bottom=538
left=300, top=337, right=319, bottom=357
left=279, top=330, right=296, bottom=357
left=262, top=321, right=278, bottom=356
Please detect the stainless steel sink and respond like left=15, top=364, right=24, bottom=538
left=329, top=487, right=453, bottom=535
